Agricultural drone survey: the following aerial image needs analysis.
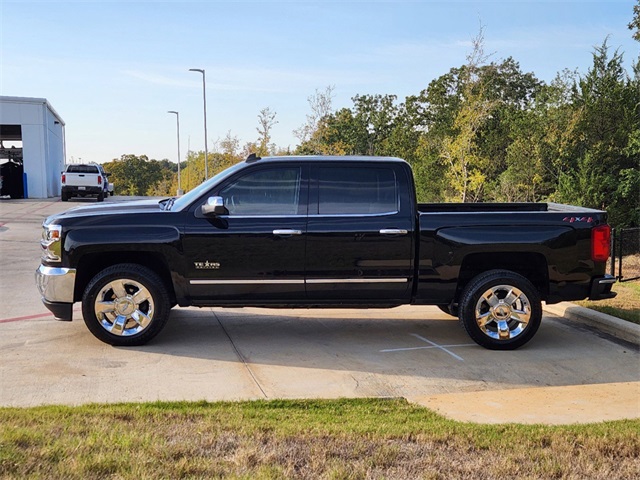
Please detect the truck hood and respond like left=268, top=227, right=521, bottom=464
left=44, top=199, right=166, bottom=225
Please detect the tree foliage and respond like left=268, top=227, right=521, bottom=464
left=630, top=0, right=640, bottom=42
left=256, top=107, right=278, bottom=157
left=102, top=154, right=175, bottom=196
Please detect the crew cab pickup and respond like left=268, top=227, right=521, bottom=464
left=36, top=156, right=616, bottom=350
left=61, top=163, right=112, bottom=202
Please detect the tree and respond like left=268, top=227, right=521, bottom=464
left=293, top=85, right=335, bottom=151
left=256, top=107, right=278, bottom=156
left=440, top=27, right=497, bottom=202
left=630, top=0, right=640, bottom=42
left=554, top=40, right=640, bottom=226
left=102, top=154, right=173, bottom=196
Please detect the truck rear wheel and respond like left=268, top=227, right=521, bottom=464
left=97, top=190, right=104, bottom=202
left=81, top=263, right=171, bottom=346
left=459, top=270, right=541, bottom=350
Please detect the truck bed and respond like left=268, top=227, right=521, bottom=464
left=417, top=202, right=602, bottom=213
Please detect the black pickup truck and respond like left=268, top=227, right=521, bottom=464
left=36, top=155, right=615, bottom=350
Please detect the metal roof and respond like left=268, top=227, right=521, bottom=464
left=0, top=96, right=65, bottom=126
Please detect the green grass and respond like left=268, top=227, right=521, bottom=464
left=1, top=399, right=639, bottom=479
left=579, top=281, right=640, bottom=324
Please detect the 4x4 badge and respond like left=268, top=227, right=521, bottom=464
left=194, top=261, right=220, bottom=270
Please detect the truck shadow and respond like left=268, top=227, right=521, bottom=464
left=122, top=307, right=639, bottom=390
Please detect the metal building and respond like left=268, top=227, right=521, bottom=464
left=0, top=96, right=66, bottom=199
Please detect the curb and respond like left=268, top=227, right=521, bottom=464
left=543, top=302, right=640, bottom=346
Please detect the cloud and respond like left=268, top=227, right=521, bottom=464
left=121, top=64, right=371, bottom=94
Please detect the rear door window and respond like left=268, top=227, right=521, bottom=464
left=317, top=166, right=397, bottom=215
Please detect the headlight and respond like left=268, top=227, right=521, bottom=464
left=41, top=224, right=62, bottom=262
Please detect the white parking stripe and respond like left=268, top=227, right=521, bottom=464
left=380, top=333, right=475, bottom=362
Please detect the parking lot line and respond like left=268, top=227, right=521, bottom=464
left=380, top=333, right=474, bottom=361
left=0, top=311, right=54, bottom=324
left=0, top=307, right=81, bottom=324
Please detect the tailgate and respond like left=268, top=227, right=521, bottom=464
left=65, top=172, right=100, bottom=187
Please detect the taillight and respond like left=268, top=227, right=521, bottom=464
left=98, top=175, right=102, bottom=185
left=591, top=225, right=611, bottom=262
left=61, top=174, right=66, bottom=184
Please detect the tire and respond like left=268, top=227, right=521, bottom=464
left=61, top=192, right=68, bottom=201
left=110, top=191, right=114, bottom=196
left=459, top=270, right=542, bottom=350
left=82, top=263, right=171, bottom=346
left=437, top=304, right=459, bottom=317
left=97, top=191, right=105, bottom=202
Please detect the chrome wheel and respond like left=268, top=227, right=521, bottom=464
left=475, top=284, right=531, bottom=340
left=460, top=270, right=542, bottom=350
left=94, top=278, right=154, bottom=336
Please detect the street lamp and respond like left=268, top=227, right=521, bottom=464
left=167, top=111, right=183, bottom=195
left=189, top=68, right=209, bottom=180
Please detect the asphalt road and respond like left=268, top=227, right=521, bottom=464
left=1, top=196, right=638, bottom=424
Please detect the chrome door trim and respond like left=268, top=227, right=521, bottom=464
left=309, top=211, right=398, bottom=218
left=306, top=278, right=408, bottom=284
left=190, top=279, right=305, bottom=285
left=215, top=214, right=307, bottom=219
left=190, top=278, right=408, bottom=285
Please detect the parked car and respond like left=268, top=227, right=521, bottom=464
left=37, top=155, right=615, bottom=349
left=61, top=163, right=112, bottom=201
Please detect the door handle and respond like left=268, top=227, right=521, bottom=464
left=379, top=229, right=408, bottom=235
left=273, top=229, right=302, bottom=236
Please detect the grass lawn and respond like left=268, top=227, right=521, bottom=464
left=1, top=399, right=639, bottom=479
left=578, top=280, right=640, bottom=324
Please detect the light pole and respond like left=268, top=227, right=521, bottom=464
left=167, top=111, right=183, bottom=195
left=189, top=68, right=209, bottom=180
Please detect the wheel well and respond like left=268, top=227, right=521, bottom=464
left=456, top=252, right=549, bottom=302
left=73, top=252, right=176, bottom=304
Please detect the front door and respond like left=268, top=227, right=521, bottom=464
left=184, top=164, right=308, bottom=304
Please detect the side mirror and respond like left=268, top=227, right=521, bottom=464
left=201, top=196, right=228, bottom=216
left=105, top=172, right=111, bottom=177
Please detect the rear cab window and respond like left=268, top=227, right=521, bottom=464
left=314, top=166, right=398, bottom=215
left=67, top=165, right=99, bottom=174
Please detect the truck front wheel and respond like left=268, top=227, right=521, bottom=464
left=81, top=263, right=171, bottom=346
left=459, top=270, right=542, bottom=350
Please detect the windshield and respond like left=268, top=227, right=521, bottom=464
left=170, top=161, right=248, bottom=211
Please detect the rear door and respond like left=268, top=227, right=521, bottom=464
left=305, top=162, right=414, bottom=302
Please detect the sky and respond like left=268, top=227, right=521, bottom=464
left=0, top=0, right=638, bottom=165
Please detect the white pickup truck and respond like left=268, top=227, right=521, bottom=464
left=61, top=163, right=113, bottom=201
